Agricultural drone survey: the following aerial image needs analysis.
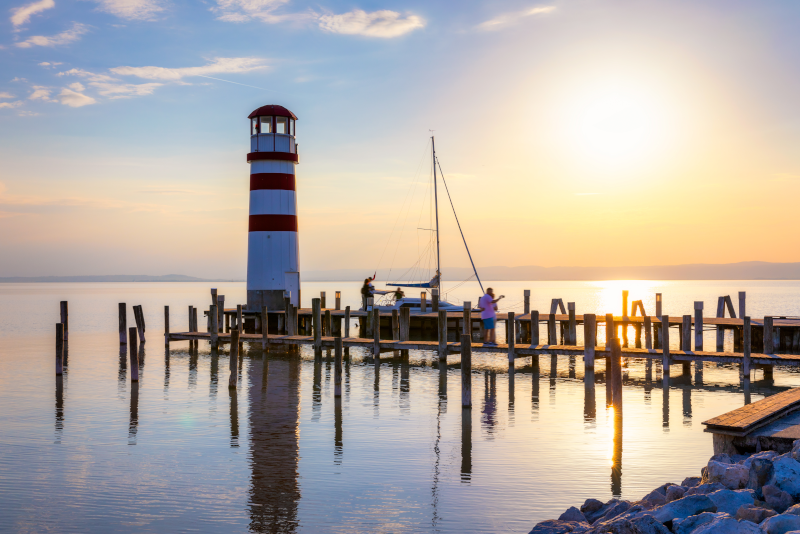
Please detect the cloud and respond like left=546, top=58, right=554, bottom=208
left=319, top=9, right=424, bottom=37
left=87, top=0, right=165, bottom=21
left=110, top=57, right=268, bottom=80
left=16, top=22, right=89, bottom=48
left=212, top=0, right=299, bottom=23
left=10, top=0, right=55, bottom=28
left=58, top=68, right=117, bottom=82
left=38, top=61, right=63, bottom=67
left=67, top=82, right=85, bottom=91
left=0, top=101, right=24, bottom=109
left=0, top=92, right=15, bottom=99
left=477, top=5, right=555, bottom=31
left=58, top=87, right=96, bottom=107
left=28, top=85, right=55, bottom=101
left=58, top=68, right=163, bottom=98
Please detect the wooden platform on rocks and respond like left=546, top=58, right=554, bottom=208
left=703, top=388, right=800, bottom=437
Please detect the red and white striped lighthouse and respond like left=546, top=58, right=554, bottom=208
left=246, top=105, right=300, bottom=311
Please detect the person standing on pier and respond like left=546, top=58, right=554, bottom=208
left=478, top=288, right=504, bottom=346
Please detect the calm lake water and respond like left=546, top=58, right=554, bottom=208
left=2, top=280, right=800, bottom=533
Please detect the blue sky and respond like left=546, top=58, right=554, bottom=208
left=1, top=0, right=799, bottom=278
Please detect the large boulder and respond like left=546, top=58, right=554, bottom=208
left=687, top=483, right=727, bottom=496
left=760, top=514, right=800, bottom=534
left=791, top=440, right=800, bottom=462
left=682, top=477, right=702, bottom=488
left=712, top=453, right=734, bottom=464
left=672, top=512, right=727, bottom=534
left=784, top=504, right=800, bottom=516
left=749, top=459, right=776, bottom=499
left=708, top=461, right=750, bottom=490
left=581, top=499, right=604, bottom=517
left=736, top=504, right=777, bottom=523
left=764, top=485, right=795, bottom=513
left=597, top=515, right=671, bottom=534
left=584, top=500, right=627, bottom=524
left=708, top=489, right=756, bottom=516
left=641, top=484, right=674, bottom=507
left=769, top=457, right=800, bottom=499
left=666, top=486, right=687, bottom=503
left=650, top=494, right=717, bottom=524
left=745, top=452, right=779, bottom=469
left=559, top=507, right=587, bottom=523
left=528, top=519, right=590, bottom=534
left=591, top=501, right=632, bottom=525
left=692, top=514, right=760, bottom=533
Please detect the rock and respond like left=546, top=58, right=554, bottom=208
left=712, top=453, right=734, bottom=464
left=559, top=507, right=587, bottom=523
left=785, top=504, right=800, bottom=516
left=687, top=483, right=727, bottom=496
left=584, top=500, right=627, bottom=524
left=744, top=452, right=779, bottom=469
left=736, top=504, right=777, bottom=523
left=650, top=494, right=717, bottom=524
left=764, top=485, right=795, bottom=513
left=693, top=515, right=760, bottom=533
left=528, top=519, right=590, bottom=534
left=581, top=499, right=604, bottom=516
left=749, top=459, right=776, bottom=499
left=769, top=457, right=800, bottom=499
left=682, top=477, right=702, bottom=488
left=708, top=461, right=750, bottom=490
left=792, top=440, right=800, bottom=462
left=708, top=489, right=756, bottom=516
left=641, top=484, right=671, bottom=507
left=672, top=512, right=728, bottom=534
left=760, top=514, right=800, bottom=534
left=593, top=500, right=633, bottom=525
left=666, top=486, right=687, bottom=503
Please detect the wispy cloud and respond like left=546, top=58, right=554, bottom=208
left=38, top=61, right=63, bottom=67
left=58, top=87, right=96, bottom=107
left=10, top=0, right=55, bottom=28
left=110, top=57, right=269, bottom=81
left=87, top=0, right=165, bottom=21
left=28, top=85, right=55, bottom=101
left=0, top=92, right=15, bottom=99
left=58, top=68, right=163, bottom=99
left=477, top=5, right=555, bottom=31
left=0, top=101, right=24, bottom=109
left=15, top=22, right=88, bottom=48
left=212, top=0, right=305, bottom=23
left=319, top=9, right=424, bottom=38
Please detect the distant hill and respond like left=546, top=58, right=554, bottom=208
left=0, top=274, right=243, bottom=283
left=303, top=262, right=800, bottom=281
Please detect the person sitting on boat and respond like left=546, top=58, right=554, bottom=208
left=429, top=272, right=440, bottom=288
left=393, top=287, right=405, bottom=301
left=361, top=278, right=373, bottom=309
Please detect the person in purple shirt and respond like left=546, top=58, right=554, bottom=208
left=477, top=288, right=504, bottom=346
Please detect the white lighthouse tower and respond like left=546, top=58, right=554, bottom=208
left=246, top=105, right=300, bottom=311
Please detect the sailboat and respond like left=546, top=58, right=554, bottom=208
left=367, top=137, right=484, bottom=314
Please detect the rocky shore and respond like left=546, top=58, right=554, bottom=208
left=529, top=440, right=800, bottom=534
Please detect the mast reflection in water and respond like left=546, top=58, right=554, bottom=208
left=248, top=353, right=301, bottom=533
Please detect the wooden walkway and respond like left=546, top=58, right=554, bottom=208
left=703, top=388, right=800, bottom=436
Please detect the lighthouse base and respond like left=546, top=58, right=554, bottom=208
left=247, top=290, right=290, bottom=313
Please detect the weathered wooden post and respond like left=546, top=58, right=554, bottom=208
left=507, top=312, right=515, bottom=365
left=324, top=309, right=332, bottom=337
left=568, top=303, right=576, bottom=345
left=60, top=301, right=69, bottom=341
left=334, top=336, right=343, bottom=397
left=463, top=301, right=471, bottom=337
left=392, top=309, right=399, bottom=340
left=655, top=293, right=662, bottom=318
left=211, top=288, right=217, bottom=306
left=743, top=317, right=751, bottom=378
left=229, top=329, right=239, bottom=389
left=312, top=298, right=322, bottom=354
left=584, top=314, right=596, bottom=371
left=694, top=302, right=704, bottom=351
left=548, top=312, right=557, bottom=345
left=764, top=316, right=774, bottom=354
left=119, top=303, right=127, bottom=345
left=461, top=334, right=472, bottom=407
left=187, top=305, right=193, bottom=332
left=531, top=311, right=540, bottom=345
left=335, top=291, right=341, bottom=310
left=523, top=290, right=531, bottom=342
left=164, top=306, right=170, bottom=346
left=622, top=290, right=629, bottom=318
left=133, top=305, right=146, bottom=343
left=129, top=327, right=139, bottom=382
left=320, top=291, right=326, bottom=310
left=218, top=295, right=225, bottom=333
left=644, top=316, right=653, bottom=350
left=438, top=310, right=448, bottom=360
left=432, top=288, right=439, bottom=312
left=611, top=338, right=623, bottom=407
left=716, top=296, right=725, bottom=352
left=210, top=304, right=218, bottom=349
left=344, top=306, right=351, bottom=338
left=261, top=306, right=269, bottom=349
left=55, top=323, right=64, bottom=375
left=606, top=314, right=615, bottom=346
left=373, top=307, right=381, bottom=358
left=420, top=292, right=427, bottom=313
left=739, top=292, right=746, bottom=320
left=682, top=315, right=691, bottom=351
left=662, top=315, right=670, bottom=378
left=399, top=307, right=410, bottom=341
left=366, top=297, right=374, bottom=337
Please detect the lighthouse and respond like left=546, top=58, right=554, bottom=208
left=246, top=105, right=300, bottom=312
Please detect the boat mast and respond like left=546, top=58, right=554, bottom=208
left=432, top=136, right=441, bottom=294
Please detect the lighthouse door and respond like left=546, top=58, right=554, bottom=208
left=285, top=272, right=300, bottom=307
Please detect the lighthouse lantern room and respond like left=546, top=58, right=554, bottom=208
left=246, top=104, right=300, bottom=312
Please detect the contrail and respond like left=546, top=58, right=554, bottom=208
left=194, top=74, right=274, bottom=92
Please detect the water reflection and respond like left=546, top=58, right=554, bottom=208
left=312, top=359, right=322, bottom=422
left=128, top=382, right=139, bottom=445
left=373, top=363, right=380, bottom=418
left=334, top=397, right=343, bottom=465
left=210, top=347, right=219, bottom=403
left=744, top=377, right=751, bottom=405
left=247, top=356, right=301, bottom=533
left=164, top=347, right=170, bottom=394
left=662, top=379, right=670, bottom=431
left=683, top=387, right=692, bottom=426
left=438, top=363, right=447, bottom=400
left=54, top=375, right=64, bottom=442
left=118, top=346, right=127, bottom=389
left=230, top=387, right=239, bottom=448
left=482, top=372, right=497, bottom=435
left=695, top=361, right=704, bottom=385
left=532, top=356, right=540, bottom=421
left=584, top=369, right=596, bottom=424
left=461, top=408, right=472, bottom=483
left=189, top=343, right=198, bottom=389
left=611, top=405, right=622, bottom=498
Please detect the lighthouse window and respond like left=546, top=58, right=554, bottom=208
left=259, top=116, right=272, bottom=134
left=276, top=116, right=288, bottom=134
left=289, top=119, right=295, bottom=136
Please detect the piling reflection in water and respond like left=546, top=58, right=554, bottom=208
left=744, top=377, right=751, bottom=405
left=683, top=387, right=692, bottom=426
left=549, top=356, right=557, bottom=401
left=248, top=353, right=301, bottom=533
left=55, top=375, right=64, bottom=442
left=531, top=356, right=540, bottom=420
left=230, top=387, right=239, bottom=448
left=164, top=347, right=170, bottom=393
left=584, top=369, right=596, bottom=424
left=461, top=408, right=472, bottom=483
left=312, top=358, right=322, bottom=422
left=210, top=347, right=219, bottom=401
left=482, top=372, right=497, bottom=435
left=438, top=362, right=447, bottom=400
left=189, top=343, right=198, bottom=389
left=129, top=382, right=139, bottom=445
left=118, top=346, right=127, bottom=387
left=611, top=404, right=623, bottom=498
left=334, top=397, right=343, bottom=465
left=662, top=377, right=670, bottom=431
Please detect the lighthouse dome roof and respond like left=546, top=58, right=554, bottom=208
left=248, top=105, right=298, bottom=120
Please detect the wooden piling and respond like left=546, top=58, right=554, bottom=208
left=55, top=323, right=64, bottom=376
left=568, top=303, right=576, bottom=345
left=463, top=302, right=471, bottom=337
left=60, top=301, right=68, bottom=341
left=661, top=315, right=670, bottom=374
left=644, top=316, right=653, bottom=350
left=399, top=307, right=410, bottom=341
left=119, top=303, right=127, bottom=345
left=312, top=298, right=322, bottom=352
left=531, top=311, right=540, bottom=345
left=392, top=310, right=399, bottom=340
left=739, top=292, right=746, bottom=319
left=373, top=307, right=381, bottom=358
left=432, top=288, right=439, bottom=312
left=218, top=295, right=225, bottom=333
left=129, top=327, right=139, bottom=382
left=461, top=334, right=472, bottom=407
left=507, top=312, right=515, bottom=364
left=716, top=296, right=725, bottom=352
left=655, top=293, right=662, bottom=318
left=437, top=310, right=448, bottom=360
left=320, top=291, right=326, bottom=310
left=606, top=314, right=615, bottom=346
left=324, top=309, right=332, bottom=337
left=764, top=316, right=774, bottom=354
left=421, top=292, right=427, bottom=313
left=611, top=339, right=623, bottom=407
left=164, top=306, right=170, bottom=346
left=287, top=304, right=296, bottom=335
left=345, top=306, right=351, bottom=338
left=622, top=290, right=629, bottom=318
left=694, top=302, right=704, bottom=351
left=188, top=305, right=194, bottom=332
left=584, top=314, right=596, bottom=370
left=211, top=288, right=217, bottom=306
left=229, top=329, right=239, bottom=389
left=682, top=315, right=691, bottom=351
left=261, top=306, right=269, bottom=349
left=743, top=317, right=751, bottom=377
left=548, top=313, right=557, bottom=345
left=210, top=304, right=218, bottom=348
left=724, top=295, right=736, bottom=318
left=335, top=291, right=341, bottom=311
left=334, top=336, right=343, bottom=397
left=133, top=305, right=146, bottom=343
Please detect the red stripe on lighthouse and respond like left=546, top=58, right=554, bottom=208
left=250, top=173, right=296, bottom=191
left=247, top=152, right=299, bottom=163
left=249, top=214, right=298, bottom=232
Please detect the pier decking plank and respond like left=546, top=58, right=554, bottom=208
left=703, top=388, right=800, bottom=433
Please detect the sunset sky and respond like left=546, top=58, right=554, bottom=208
left=0, top=0, right=798, bottom=279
